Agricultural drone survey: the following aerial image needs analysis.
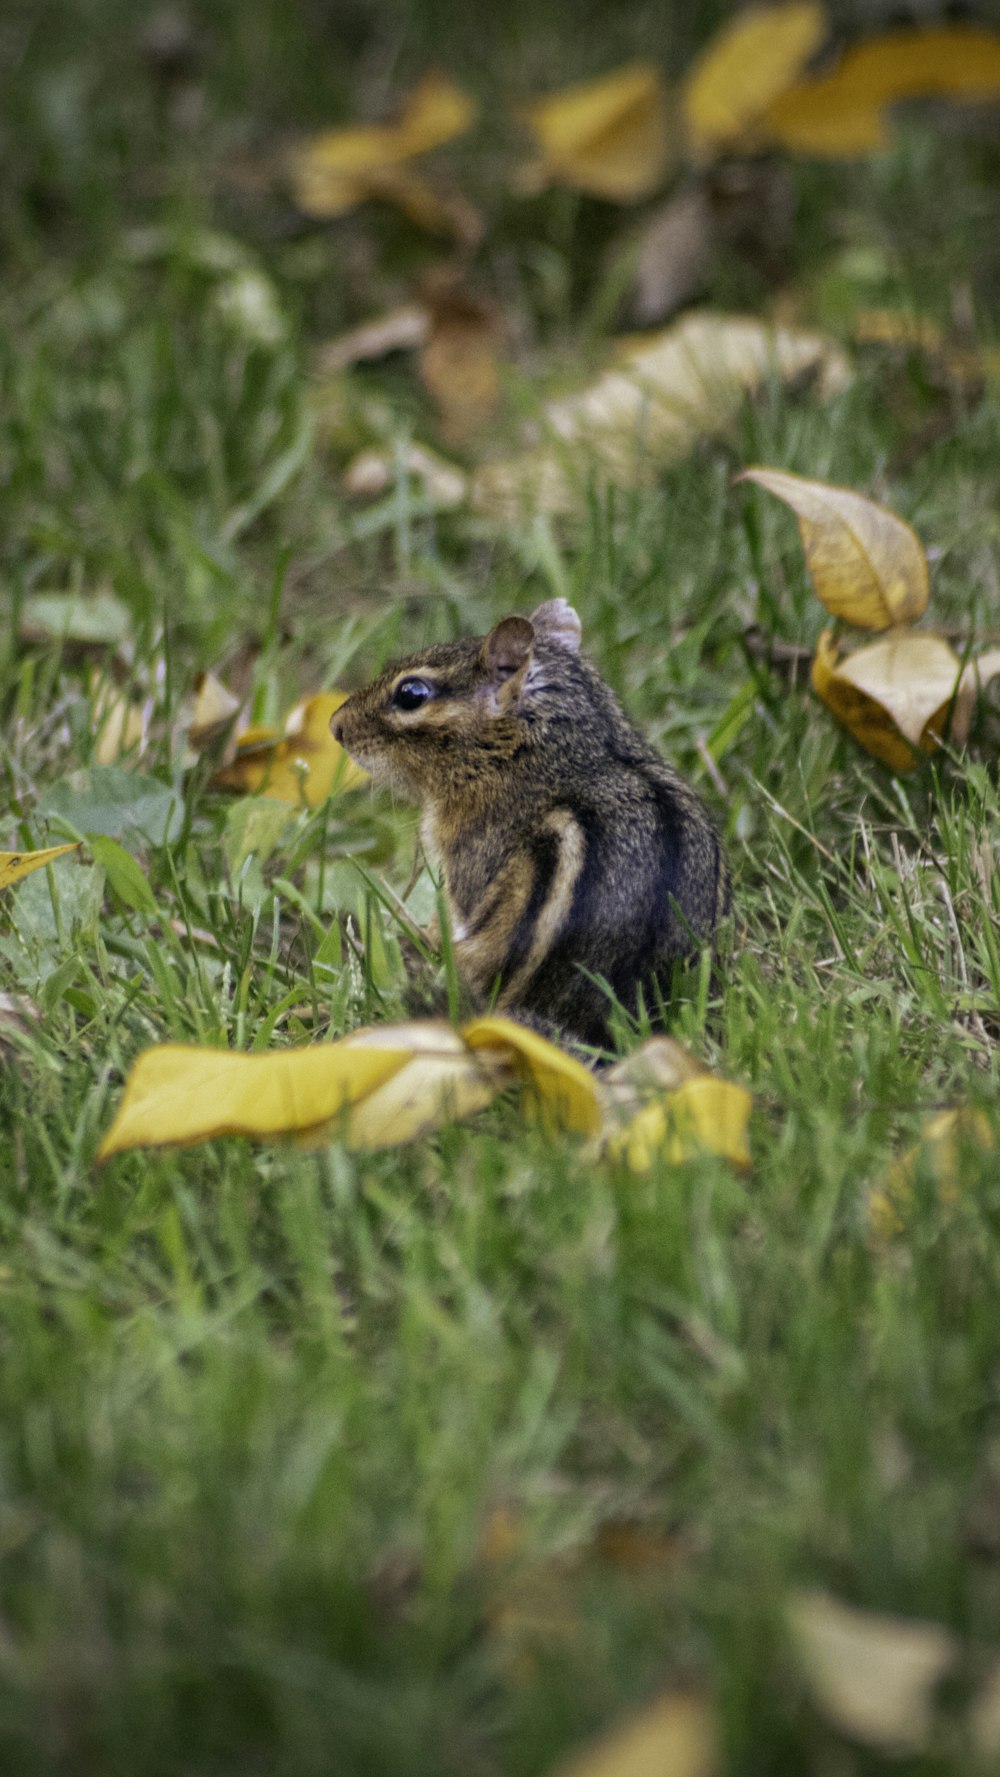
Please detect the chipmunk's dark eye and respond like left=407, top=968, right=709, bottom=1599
left=391, top=676, right=435, bottom=712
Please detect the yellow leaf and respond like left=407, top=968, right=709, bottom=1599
left=96, top=1041, right=411, bottom=1160
left=760, top=26, right=1000, bottom=158
left=603, top=1054, right=752, bottom=1173
left=811, top=628, right=966, bottom=771
left=869, top=1108, right=993, bottom=1239
left=462, top=1015, right=603, bottom=1137
left=683, top=2, right=827, bottom=158
left=548, top=1691, right=717, bottom=1777
left=473, top=315, right=849, bottom=518
left=213, top=691, right=368, bottom=806
left=289, top=72, right=476, bottom=226
left=521, top=63, right=670, bottom=202
left=0, top=843, right=80, bottom=890
left=787, top=1590, right=957, bottom=1752
left=738, top=468, right=929, bottom=629
left=328, top=1020, right=511, bottom=1150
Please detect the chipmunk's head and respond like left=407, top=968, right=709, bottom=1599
left=331, top=598, right=582, bottom=802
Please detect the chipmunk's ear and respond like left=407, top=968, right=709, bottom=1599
left=529, top=599, right=581, bottom=653
left=482, top=615, right=535, bottom=682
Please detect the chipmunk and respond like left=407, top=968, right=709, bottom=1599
left=331, top=599, right=729, bottom=1047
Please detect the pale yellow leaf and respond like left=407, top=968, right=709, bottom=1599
left=328, top=1020, right=511, bottom=1150
left=549, top=1690, right=717, bottom=1777
left=462, top=1015, right=603, bottom=1137
left=472, top=315, right=849, bottom=518
left=92, top=681, right=148, bottom=765
left=869, top=1108, right=993, bottom=1239
left=788, top=1590, right=957, bottom=1751
left=318, top=303, right=430, bottom=374
left=953, top=645, right=1000, bottom=745
left=683, top=2, right=827, bottom=158
left=344, top=442, right=468, bottom=509
left=96, top=1041, right=411, bottom=1160
left=521, top=63, right=670, bottom=202
left=761, top=25, right=1000, bottom=157
left=213, top=691, right=368, bottom=805
left=738, top=468, right=929, bottom=628
left=288, top=72, right=476, bottom=227
left=188, top=670, right=241, bottom=749
left=0, top=844, right=80, bottom=890
left=812, top=629, right=966, bottom=770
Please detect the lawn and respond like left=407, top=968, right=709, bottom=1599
left=3, top=1, right=1000, bottom=1771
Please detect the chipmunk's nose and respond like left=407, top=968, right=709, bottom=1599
left=330, top=711, right=346, bottom=745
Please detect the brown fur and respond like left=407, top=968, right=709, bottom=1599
left=332, top=599, right=730, bottom=1046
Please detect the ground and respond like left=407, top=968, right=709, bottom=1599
left=2, top=1, right=1000, bottom=1771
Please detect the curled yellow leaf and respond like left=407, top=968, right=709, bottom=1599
left=462, top=1015, right=603, bottom=1137
left=213, top=691, right=367, bottom=806
left=812, top=628, right=966, bottom=772
left=0, top=843, right=80, bottom=890
left=761, top=25, right=1000, bottom=157
left=521, top=63, right=670, bottom=202
left=96, top=1041, right=411, bottom=1161
left=683, top=1, right=827, bottom=159
left=331, top=1020, right=511, bottom=1151
left=738, top=468, right=929, bottom=629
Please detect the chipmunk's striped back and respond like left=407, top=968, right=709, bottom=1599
left=332, top=599, right=730, bottom=1046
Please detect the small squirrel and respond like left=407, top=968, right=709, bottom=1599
left=332, top=599, right=729, bottom=1046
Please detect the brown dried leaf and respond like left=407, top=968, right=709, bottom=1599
left=419, top=278, right=502, bottom=442
left=628, top=187, right=715, bottom=328
left=344, top=442, right=468, bottom=508
left=317, top=304, right=430, bottom=374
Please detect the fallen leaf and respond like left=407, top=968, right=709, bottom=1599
left=811, top=628, right=966, bottom=771
left=521, top=63, right=670, bottom=202
left=473, top=315, right=848, bottom=517
left=317, top=303, right=430, bottom=374
left=462, top=1015, right=603, bottom=1136
left=738, top=469, right=929, bottom=629
left=548, top=1691, right=717, bottom=1777
left=628, top=187, right=715, bottom=328
left=601, top=1038, right=751, bottom=1172
left=213, top=691, right=368, bottom=806
left=869, top=1108, right=994, bottom=1238
left=331, top=1020, right=510, bottom=1150
left=92, top=677, right=148, bottom=765
left=683, top=1, right=827, bottom=159
left=344, top=441, right=468, bottom=508
left=187, top=670, right=242, bottom=750
left=96, top=1041, right=412, bottom=1160
left=419, top=275, right=502, bottom=442
left=761, top=25, right=1000, bottom=157
left=787, top=1590, right=956, bottom=1752
left=289, top=72, right=477, bottom=234
left=0, top=844, right=80, bottom=890
left=20, top=590, right=132, bottom=649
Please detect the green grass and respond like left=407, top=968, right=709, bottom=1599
left=3, top=1, right=1000, bottom=1770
